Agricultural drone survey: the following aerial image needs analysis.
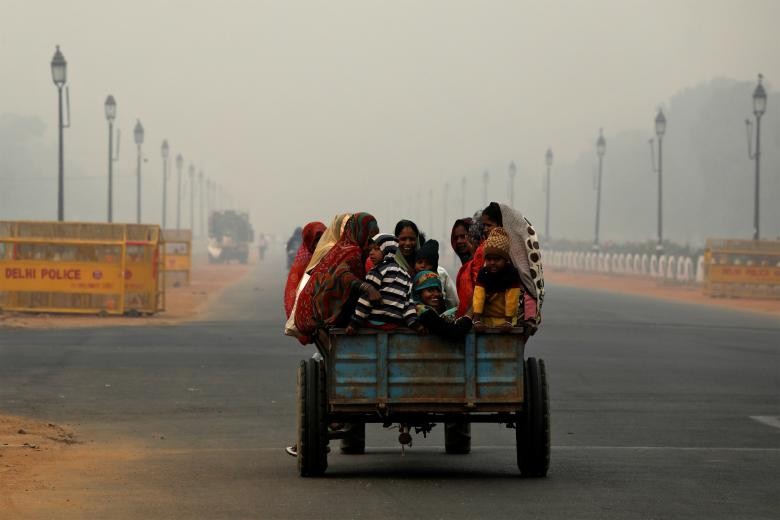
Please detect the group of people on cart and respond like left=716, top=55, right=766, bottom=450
left=283, top=203, right=545, bottom=345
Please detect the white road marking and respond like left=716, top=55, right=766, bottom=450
left=363, top=445, right=780, bottom=453
left=142, top=445, right=780, bottom=455
left=750, top=415, right=780, bottom=430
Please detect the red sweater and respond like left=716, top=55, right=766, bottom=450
left=455, top=242, right=484, bottom=317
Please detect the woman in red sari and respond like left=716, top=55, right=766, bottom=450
left=284, top=221, right=326, bottom=318
left=293, top=213, right=380, bottom=345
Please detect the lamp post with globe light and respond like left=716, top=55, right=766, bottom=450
left=545, top=149, right=553, bottom=240
left=104, top=95, right=117, bottom=222
left=51, top=45, right=68, bottom=221
left=649, top=109, right=667, bottom=251
left=508, top=161, right=517, bottom=208
left=133, top=120, right=144, bottom=224
left=746, top=74, right=767, bottom=240
left=161, top=140, right=170, bottom=229
left=175, top=154, right=183, bottom=230
left=594, top=129, right=606, bottom=250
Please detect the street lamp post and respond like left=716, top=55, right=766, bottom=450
left=482, top=170, right=489, bottom=206
left=428, top=189, right=433, bottom=236
left=199, top=170, right=204, bottom=238
left=545, top=149, right=553, bottom=240
left=104, top=95, right=117, bottom=222
left=443, top=182, right=449, bottom=239
left=650, top=109, right=667, bottom=252
left=746, top=73, right=767, bottom=240
left=189, top=164, right=195, bottom=231
left=461, top=177, right=466, bottom=216
left=594, top=129, right=606, bottom=250
left=51, top=45, right=68, bottom=221
left=508, top=161, right=517, bottom=208
left=175, top=154, right=183, bottom=230
left=133, top=120, right=144, bottom=224
left=205, top=179, right=210, bottom=217
left=161, top=140, right=170, bottom=229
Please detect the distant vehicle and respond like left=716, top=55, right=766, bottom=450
left=286, top=227, right=303, bottom=269
left=257, top=233, right=269, bottom=260
left=207, top=210, right=254, bottom=264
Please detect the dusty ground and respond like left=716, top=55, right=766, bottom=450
left=0, top=263, right=252, bottom=329
left=0, top=416, right=150, bottom=519
left=547, top=269, right=780, bottom=319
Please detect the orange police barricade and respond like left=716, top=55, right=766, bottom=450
left=123, top=224, right=165, bottom=314
left=703, top=238, right=780, bottom=299
left=162, top=229, right=192, bottom=286
left=0, top=221, right=164, bottom=315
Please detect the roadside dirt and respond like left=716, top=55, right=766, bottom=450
left=0, top=263, right=252, bottom=329
left=0, top=415, right=152, bottom=519
left=547, top=269, right=780, bottom=319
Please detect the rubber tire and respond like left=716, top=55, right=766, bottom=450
left=340, top=423, right=366, bottom=454
left=297, top=358, right=328, bottom=476
left=517, top=357, right=550, bottom=477
left=444, top=422, right=471, bottom=454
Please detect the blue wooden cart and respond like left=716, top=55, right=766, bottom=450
left=296, top=328, right=549, bottom=477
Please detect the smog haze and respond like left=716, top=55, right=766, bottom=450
left=1, top=0, right=779, bottom=246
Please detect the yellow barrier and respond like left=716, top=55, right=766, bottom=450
left=703, top=238, right=780, bottom=299
left=162, top=229, right=192, bottom=285
left=0, top=221, right=164, bottom=315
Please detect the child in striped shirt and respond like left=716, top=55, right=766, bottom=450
left=346, top=234, right=425, bottom=334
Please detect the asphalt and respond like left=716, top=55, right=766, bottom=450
left=1, top=249, right=779, bottom=519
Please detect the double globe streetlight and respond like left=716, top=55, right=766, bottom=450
left=746, top=73, right=768, bottom=240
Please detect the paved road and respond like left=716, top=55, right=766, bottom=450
left=1, top=250, right=779, bottom=519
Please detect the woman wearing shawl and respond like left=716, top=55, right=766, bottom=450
left=454, top=203, right=544, bottom=330
left=459, top=202, right=544, bottom=330
left=305, top=213, right=352, bottom=275
left=394, top=219, right=422, bottom=275
left=293, top=213, right=380, bottom=345
left=284, top=214, right=351, bottom=337
left=455, top=214, right=486, bottom=317
left=284, top=221, right=326, bottom=318
left=451, top=217, right=475, bottom=264
left=450, top=217, right=475, bottom=317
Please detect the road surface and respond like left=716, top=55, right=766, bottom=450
left=1, top=250, right=778, bottom=519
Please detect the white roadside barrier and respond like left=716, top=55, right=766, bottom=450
left=546, top=249, right=702, bottom=285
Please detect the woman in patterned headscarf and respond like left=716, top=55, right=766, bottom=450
left=293, top=213, right=380, bottom=345
left=455, top=203, right=544, bottom=330
left=305, top=214, right=352, bottom=274
left=284, top=221, right=326, bottom=318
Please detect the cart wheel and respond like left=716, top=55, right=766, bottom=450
left=517, top=357, right=550, bottom=477
left=297, top=358, right=328, bottom=476
left=444, top=422, right=471, bottom=454
left=340, top=423, right=366, bottom=454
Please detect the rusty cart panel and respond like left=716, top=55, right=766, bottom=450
left=325, top=330, right=525, bottom=413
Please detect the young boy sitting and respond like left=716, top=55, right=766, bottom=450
left=413, top=239, right=459, bottom=310
left=472, top=227, right=522, bottom=332
left=412, top=270, right=472, bottom=340
left=347, top=233, right=424, bottom=335
left=365, top=237, right=384, bottom=272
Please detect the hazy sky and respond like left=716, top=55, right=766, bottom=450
left=1, top=0, right=779, bottom=239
